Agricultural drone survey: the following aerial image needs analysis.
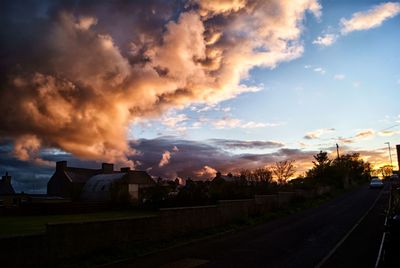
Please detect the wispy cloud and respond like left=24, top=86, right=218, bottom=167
left=339, top=129, right=376, bottom=144
left=209, top=139, right=285, bottom=150
left=161, top=113, right=188, bottom=128
left=377, top=130, right=400, bottom=137
left=355, top=129, right=375, bottom=139
left=242, top=121, right=277, bottom=129
left=313, top=34, right=337, bottom=46
left=313, top=67, right=326, bottom=75
left=314, top=2, right=400, bottom=47
left=340, top=2, right=400, bottom=34
left=212, top=117, right=280, bottom=129
left=334, top=74, right=346, bottom=80
left=304, top=128, right=335, bottom=140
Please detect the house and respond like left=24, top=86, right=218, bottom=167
left=47, top=161, right=102, bottom=200
left=0, top=172, right=15, bottom=195
left=212, top=171, right=242, bottom=183
left=47, top=161, right=155, bottom=203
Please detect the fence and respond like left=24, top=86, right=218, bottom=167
left=0, top=189, right=325, bottom=267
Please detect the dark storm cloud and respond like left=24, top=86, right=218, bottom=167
left=131, top=137, right=317, bottom=180
left=208, top=138, right=284, bottom=150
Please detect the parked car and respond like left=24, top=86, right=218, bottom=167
left=390, top=174, right=399, bottom=180
left=369, top=178, right=384, bottom=189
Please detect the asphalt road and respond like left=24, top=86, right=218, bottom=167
left=106, top=184, right=389, bottom=268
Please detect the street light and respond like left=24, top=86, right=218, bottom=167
left=384, top=142, right=393, bottom=168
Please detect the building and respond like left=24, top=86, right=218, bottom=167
left=81, top=169, right=155, bottom=203
left=0, top=172, right=15, bottom=195
left=47, top=161, right=155, bottom=202
left=212, top=172, right=242, bottom=183
left=47, top=161, right=102, bottom=200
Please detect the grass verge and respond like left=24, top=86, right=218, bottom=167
left=0, top=210, right=156, bottom=237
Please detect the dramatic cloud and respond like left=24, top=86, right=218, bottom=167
left=340, top=2, right=400, bottom=34
left=1, top=136, right=395, bottom=192
left=313, top=34, right=337, bottom=46
left=0, top=0, right=321, bottom=165
left=304, top=128, right=335, bottom=140
left=131, top=137, right=318, bottom=180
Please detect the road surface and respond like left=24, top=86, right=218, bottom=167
left=104, top=184, right=389, bottom=268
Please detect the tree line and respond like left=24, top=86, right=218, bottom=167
left=141, top=151, right=374, bottom=207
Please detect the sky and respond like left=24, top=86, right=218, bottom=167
left=0, top=0, right=399, bottom=193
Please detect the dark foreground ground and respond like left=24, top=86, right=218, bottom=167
left=103, top=184, right=388, bottom=268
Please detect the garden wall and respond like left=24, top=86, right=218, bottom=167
left=0, top=189, right=321, bottom=267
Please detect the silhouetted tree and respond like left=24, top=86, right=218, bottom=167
left=379, top=165, right=393, bottom=178
left=272, top=160, right=296, bottom=184
left=307, top=151, right=331, bottom=180
left=313, top=151, right=331, bottom=169
left=253, top=167, right=273, bottom=183
left=307, top=152, right=371, bottom=188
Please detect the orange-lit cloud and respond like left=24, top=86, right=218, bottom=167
left=340, top=2, right=400, bottom=34
left=304, top=128, right=335, bottom=140
left=0, top=0, right=321, bottom=165
left=195, top=165, right=218, bottom=179
left=313, top=34, right=337, bottom=46
left=378, top=130, right=400, bottom=137
left=354, top=129, right=375, bottom=139
left=314, top=2, right=400, bottom=47
left=158, top=151, right=171, bottom=167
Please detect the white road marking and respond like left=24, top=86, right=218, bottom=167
left=374, top=184, right=392, bottom=268
left=315, top=188, right=384, bottom=268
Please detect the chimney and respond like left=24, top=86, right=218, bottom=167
left=2, top=172, right=11, bottom=185
left=56, top=161, right=67, bottom=171
left=120, top=167, right=131, bottom=172
left=102, top=163, right=114, bottom=173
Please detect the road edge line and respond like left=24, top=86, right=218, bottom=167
left=374, top=183, right=392, bottom=268
left=315, top=188, right=384, bottom=268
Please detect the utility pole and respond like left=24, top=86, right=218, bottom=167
left=336, top=143, right=340, bottom=159
left=385, top=142, right=393, bottom=168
